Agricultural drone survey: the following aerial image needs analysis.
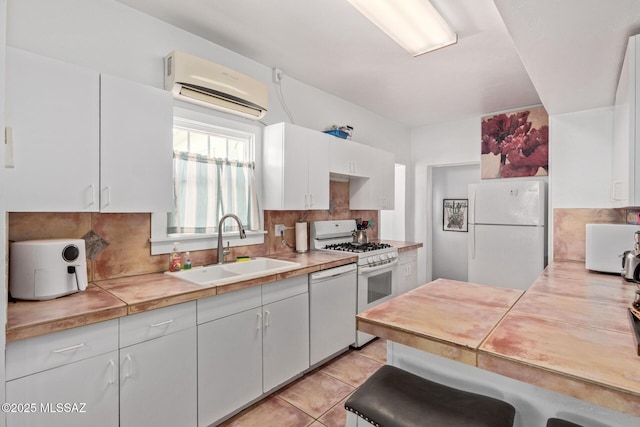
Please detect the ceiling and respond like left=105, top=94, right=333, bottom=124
left=115, top=0, right=640, bottom=128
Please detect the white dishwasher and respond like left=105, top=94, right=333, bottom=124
left=309, top=263, right=357, bottom=367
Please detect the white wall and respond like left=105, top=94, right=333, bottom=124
left=547, top=107, right=614, bottom=260
left=410, top=107, right=614, bottom=285
left=6, top=0, right=411, bottom=165
left=410, top=117, right=480, bottom=285
left=550, top=107, right=613, bottom=209
left=431, top=164, right=479, bottom=281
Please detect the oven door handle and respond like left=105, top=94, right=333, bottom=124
left=359, top=259, right=398, bottom=275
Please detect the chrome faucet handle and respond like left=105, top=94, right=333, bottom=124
left=223, top=241, right=230, bottom=256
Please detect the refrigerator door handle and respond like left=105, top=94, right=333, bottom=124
left=470, top=189, right=476, bottom=224
left=470, top=224, right=476, bottom=260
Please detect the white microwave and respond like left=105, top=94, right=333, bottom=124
left=585, top=224, right=640, bottom=274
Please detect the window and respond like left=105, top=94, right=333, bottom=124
left=168, top=119, right=260, bottom=235
left=150, top=109, right=264, bottom=255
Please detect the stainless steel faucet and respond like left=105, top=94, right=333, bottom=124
left=217, top=214, right=247, bottom=264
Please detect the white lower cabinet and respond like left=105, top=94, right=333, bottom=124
left=119, top=302, right=197, bottom=427
left=396, top=249, right=418, bottom=295
left=5, top=320, right=119, bottom=427
left=262, top=291, right=309, bottom=392
left=197, top=276, right=309, bottom=426
left=197, top=287, right=263, bottom=427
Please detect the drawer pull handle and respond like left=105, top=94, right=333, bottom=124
left=52, top=343, right=85, bottom=353
left=256, top=313, right=262, bottom=331
left=150, top=319, right=174, bottom=328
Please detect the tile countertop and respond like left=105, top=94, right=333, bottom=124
left=6, top=250, right=361, bottom=342
left=356, top=261, right=640, bottom=418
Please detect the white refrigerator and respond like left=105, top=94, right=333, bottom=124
left=468, top=180, right=546, bottom=290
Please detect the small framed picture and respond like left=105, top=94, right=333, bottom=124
left=443, top=199, right=468, bottom=232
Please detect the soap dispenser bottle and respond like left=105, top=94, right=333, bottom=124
left=169, top=243, right=182, bottom=272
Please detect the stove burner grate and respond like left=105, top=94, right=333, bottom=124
left=324, top=242, right=392, bottom=253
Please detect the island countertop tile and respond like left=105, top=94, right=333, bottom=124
left=356, top=261, right=640, bottom=418
left=357, top=279, right=523, bottom=365
left=480, top=313, right=640, bottom=395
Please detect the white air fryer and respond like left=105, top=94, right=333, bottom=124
left=10, top=239, right=88, bottom=300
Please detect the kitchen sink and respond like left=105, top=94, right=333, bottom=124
left=223, top=257, right=300, bottom=275
left=166, top=257, right=300, bottom=286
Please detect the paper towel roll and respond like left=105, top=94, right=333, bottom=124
left=295, top=222, right=308, bottom=253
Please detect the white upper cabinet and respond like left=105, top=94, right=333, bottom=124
left=350, top=146, right=395, bottom=210
left=329, top=137, right=370, bottom=178
left=6, top=47, right=100, bottom=212
left=263, top=122, right=330, bottom=210
left=612, top=34, right=640, bottom=207
left=5, top=48, right=173, bottom=213
left=100, top=74, right=173, bottom=212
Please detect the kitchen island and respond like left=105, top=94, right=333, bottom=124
left=356, top=261, right=640, bottom=426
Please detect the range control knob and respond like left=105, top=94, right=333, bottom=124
left=367, top=256, right=375, bottom=264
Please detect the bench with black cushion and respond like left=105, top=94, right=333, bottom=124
left=345, top=365, right=516, bottom=427
left=546, top=418, right=583, bottom=427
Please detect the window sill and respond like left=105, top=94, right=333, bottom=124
left=150, top=230, right=266, bottom=255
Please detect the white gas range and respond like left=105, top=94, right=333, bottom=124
left=311, top=220, right=398, bottom=347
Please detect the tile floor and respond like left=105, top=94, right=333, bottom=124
left=221, top=338, right=387, bottom=427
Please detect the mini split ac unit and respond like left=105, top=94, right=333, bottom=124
left=164, top=51, right=268, bottom=120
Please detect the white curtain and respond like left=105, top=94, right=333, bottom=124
left=168, top=151, right=260, bottom=234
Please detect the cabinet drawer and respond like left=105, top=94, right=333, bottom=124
left=262, top=275, right=308, bottom=305
left=197, top=285, right=261, bottom=325
left=119, top=301, right=196, bottom=348
left=6, top=319, right=118, bottom=381
left=399, top=250, right=417, bottom=264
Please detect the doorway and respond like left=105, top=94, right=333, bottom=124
left=431, top=163, right=479, bottom=281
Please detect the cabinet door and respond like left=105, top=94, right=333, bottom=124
left=282, top=124, right=311, bottom=210
left=612, top=35, right=635, bottom=206
left=100, top=74, right=173, bottom=212
left=198, top=308, right=263, bottom=426
left=5, top=47, right=100, bottom=212
left=263, top=122, right=331, bottom=210
left=306, top=131, right=330, bottom=209
left=396, top=250, right=418, bottom=295
left=371, top=147, right=395, bottom=210
left=329, top=138, right=370, bottom=178
left=350, top=147, right=395, bottom=210
left=263, top=292, right=309, bottom=392
left=120, top=328, right=197, bottom=427
left=6, top=351, right=119, bottom=427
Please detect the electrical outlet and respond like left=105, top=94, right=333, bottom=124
left=272, top=67, right=283, bottom=84
left=275, top=224, right=286, bottom=235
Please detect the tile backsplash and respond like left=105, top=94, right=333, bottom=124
left=8, top=180, right=378, bottom=282
left=553, top=208, right=628, bottom=262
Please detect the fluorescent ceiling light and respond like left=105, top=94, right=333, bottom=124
left=347, top=0, right=457, bottom=57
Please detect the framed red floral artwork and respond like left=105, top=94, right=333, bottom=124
left=481, top=106, right=548, bottom=179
